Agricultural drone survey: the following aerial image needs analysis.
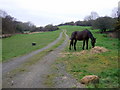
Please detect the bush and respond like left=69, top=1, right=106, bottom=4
left=43, top=24, right=59, bottom=31
left=92, top=16, right=116, bottom=32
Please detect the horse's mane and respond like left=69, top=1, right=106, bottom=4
left=86, top=30, right=95, bottom=40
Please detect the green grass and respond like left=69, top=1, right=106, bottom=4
left=57, top=25, right=119, bottom=88
left=60, top=25, right=91, bottom=36
left=2, top=30, right=61, bottom=61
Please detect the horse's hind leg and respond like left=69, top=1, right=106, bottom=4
left=69, top=40, right=72, bottom=50
left=82, top=40, right=85, bottom=50
left=74, top=40, right=77, bottom=51
left=69, top=40, right=73, bottom=50
left=86, top=39, right=89, bottom=50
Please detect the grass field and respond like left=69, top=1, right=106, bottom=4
left=2, top=30, right=61, bottom=61
left=57, top=25, right=119, bottom=88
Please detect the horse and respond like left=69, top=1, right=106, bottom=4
left=69, top=29, right=96, bottom=50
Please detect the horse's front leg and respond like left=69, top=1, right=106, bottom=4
left=74, top=40, right=77, bottom=51
left=69, top=40, right=73, bottom=50
left=82, top=40, right=85, bottom=50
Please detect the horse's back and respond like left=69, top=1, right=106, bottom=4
left=70, top=29, right=91, bottom=40
left=77, top=30, right=90, bottom=40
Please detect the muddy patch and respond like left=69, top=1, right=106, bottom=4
left=73, top=50, right=88, bottom=56
left=59, top=52, right=70, bottom=57
left=28, top=32, right=43, bottom=34
left=107, top=32, right=119, bottom=38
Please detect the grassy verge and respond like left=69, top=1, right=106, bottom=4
left=2, top=30, right=61, bottom=61
left=57, top=25, right=119, bottom=88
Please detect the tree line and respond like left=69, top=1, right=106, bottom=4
left=0, top=10, right=59, bottom=35
left=1, top=8, right=119, bottom=35
left=58, top=11, right=119, bottom=33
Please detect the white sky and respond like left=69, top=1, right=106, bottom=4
left=0, top=0, right=119, bottom=26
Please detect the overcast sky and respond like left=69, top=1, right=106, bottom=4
left=0, top=0, right=119, bottom=26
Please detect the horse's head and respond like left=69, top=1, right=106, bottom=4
left=91, top=38, right=96, bottom=48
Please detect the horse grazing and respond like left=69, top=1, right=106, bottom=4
left=69, top=29, right=96, bottom=50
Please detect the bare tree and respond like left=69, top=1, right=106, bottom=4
left=0, top=10, right=8, bottom=18
left=2, top=15, right=16, bottom=34
left=84, top=15, right=92, bottom=21
left=111, top=7, right=118, bottom=18
left=90, top=12, right=99, bottom=20
left=84, top=11, right=99, bottom=21
left=118, top=1, right=120, bottom=18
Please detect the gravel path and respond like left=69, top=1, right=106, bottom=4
left=3, top=30, right=84, bottom=88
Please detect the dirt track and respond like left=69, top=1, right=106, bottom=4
left=2, top=30, right=84, bottom=88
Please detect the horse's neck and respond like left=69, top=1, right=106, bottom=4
left=88, top=32, right=94, bottom=40
left=90, top=36, right=95, bottom=40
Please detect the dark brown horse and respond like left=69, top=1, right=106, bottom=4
left=69, top=29, right=96, bottom=50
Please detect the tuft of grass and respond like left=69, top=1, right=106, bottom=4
left=57, top=25, right=119, bottom=88
left=43, top=73, right=56, bottom=87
